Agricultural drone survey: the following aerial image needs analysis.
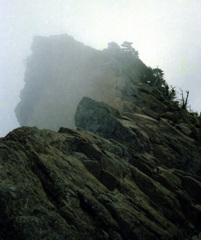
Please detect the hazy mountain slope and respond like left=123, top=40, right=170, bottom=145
left=15, top=34, right=100, bottom=129
left=15, top=34, right=148, bottom=130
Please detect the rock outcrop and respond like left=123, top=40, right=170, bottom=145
left=15, top=34, right=101, bottom=130
left=4, top=34, right=201, bottom=239
left=75, top=97, right=151, bottom=153
left=1, top=96, right=201, bottom=239
left=14, top=34, right=148, bottom=131
left=75, top=97, right=201, bottom=175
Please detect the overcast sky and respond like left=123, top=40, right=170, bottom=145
left=0, top=0, right=201, bottom=136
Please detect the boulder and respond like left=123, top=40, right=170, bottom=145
left=75, top=97, right=152, bottom=153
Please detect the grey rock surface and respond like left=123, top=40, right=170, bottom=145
left=1, top=126, right=201, bottom=240
left=75, top=97, right=201, bottom=175
left=75, top=97, right=151, bottom=153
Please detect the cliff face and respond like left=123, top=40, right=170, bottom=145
left=2, top=34, right=200, bottom=239
left=15, top=34, right=101, bottom=129
left=15, top=34, right=147, bottom=130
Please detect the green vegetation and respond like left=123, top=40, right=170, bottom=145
left=104, top=41, right=201, bottom=125
left=105, top=41, right=177, bottom=102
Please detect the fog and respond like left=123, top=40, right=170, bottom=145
left=1, top=0, right=201, bottom=137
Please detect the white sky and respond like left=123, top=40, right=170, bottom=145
left=0, top=0, right=201, bottom=136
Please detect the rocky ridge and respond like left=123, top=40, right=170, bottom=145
left=1, top=92, right=201, bottom=239
left=2, top=34, right=201, bottom=239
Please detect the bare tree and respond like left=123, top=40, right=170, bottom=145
left=180, top=89, right=189, bottom=110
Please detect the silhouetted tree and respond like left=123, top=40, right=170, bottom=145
left=169, top=86, right=177, bottom=101
left=107, top=42, right=121, bottom=51
left=141, top=67, right=165, bottom=88
left=121, top=41, right=139, bottom=58
left=152, top=68, right=165, bottom=87
left=140, top=66, right=155, bottom=85
left=180, top=89, right=189, bottom=110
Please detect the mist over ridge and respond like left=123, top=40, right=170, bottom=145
left=1, top=0, right=201, bottom=137
left=15, top=33, right=201, bottom=134
left=15, top=34, right=147, bottom=130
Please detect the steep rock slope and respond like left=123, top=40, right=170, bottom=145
left=1, top=98, right=201, bottom=239
left=75, top=97, right=201, bottom=175
left=6, top=34, right=201, bottom=239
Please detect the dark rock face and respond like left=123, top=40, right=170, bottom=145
left=75, top=97, right=151, bottom=153
left=75, top=97, right=201, bottom=175
left=1, top=104, right=201, bottom=239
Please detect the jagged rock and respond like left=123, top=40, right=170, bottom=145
left=194, top=129, right=201, bottom=143
left=161, top=111, right=179, bottom=122
left=168, top=103, right=180, bottom=111
left=75, top=98, right=201, bottom=175
left=151, top=88, right=164, bottom=101
left=100, top=170, right=118, bottom=191
left=75, top=97, right=152, bottom=153
left=1, top=126, right=201, bottom=240
left=177, top=123, right=193, bottom=136
left=120, top=83, right=168, bottom=121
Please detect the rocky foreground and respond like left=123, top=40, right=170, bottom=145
left=1, top=95, right=201, bottom=240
